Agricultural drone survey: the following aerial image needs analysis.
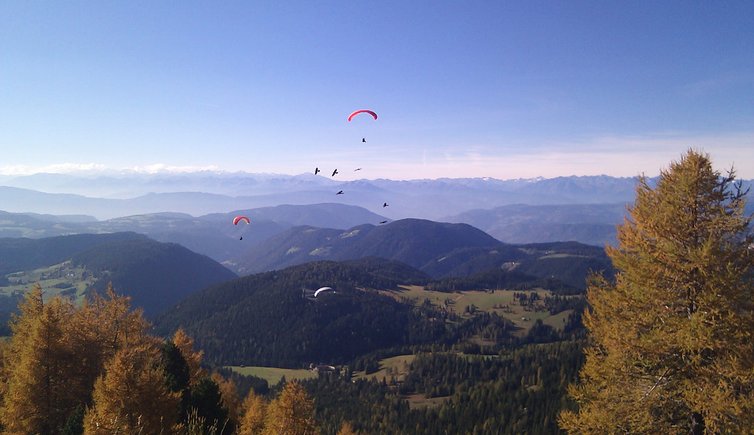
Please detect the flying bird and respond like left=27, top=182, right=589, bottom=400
left=336, top=190, right=344, bottom=195
left=332, top=169, right=338, bottom=177
left=315, top=167, right=320, bottom=175
left=383, top=202, right=389, bottom=207
left=379, top=220, right=388, bottom=224
left=354, top=168, right=362, bottom=171
left=362, top=138, right=366, bottom=143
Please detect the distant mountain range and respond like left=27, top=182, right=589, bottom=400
left=0, top=173, right=655, bottom=220
left=445, top=203, right=630, bottom=246
left=1, top=173, right=751, bottom=256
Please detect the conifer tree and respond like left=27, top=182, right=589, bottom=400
left=336, top=421, right=359, bottom=435
left=237, top=389, right=268, bottom=435
left=1, top=290, right=75, bottom=434
left=66, top=285, right=151, bottom=409
left=173, top=328, right=206, bottom=385
left=80, top=284, right=150, bottom=357
left=186, top=377, right=230, bottom=432
left=0, top=285, right=43, bottom=431
left=560, top=150, right=754, bottom=433
left=262, top=381, right=319, bottom=435
left=83, top=342, right=181, bottom=434
left=212, top=371, right=242, bottom=428
left=0, top=285, right=154, bottom=433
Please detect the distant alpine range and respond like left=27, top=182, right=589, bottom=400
left=0, top=172, right=751, bottom=251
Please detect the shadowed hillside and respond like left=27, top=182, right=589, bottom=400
left=155, top=259, right=441, bottom=367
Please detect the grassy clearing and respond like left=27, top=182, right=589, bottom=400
left=226, top=366, right=318, bottom=384
left=380, top=285, right=577, bottom=333
left=404, top=393, right=449, bottom=410
left=352, top=354, right=416, bottom=383
left=543, top=308, right=574, bottom=329
left=0, top=261, right=94, bottom=302
left=352, top=354, right=447, bottom=410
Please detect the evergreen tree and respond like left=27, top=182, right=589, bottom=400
left=186, top=377, right=230, bottom=433
left=161, top=340, right=191, bottom=394
left=560, top=150, right=754, bottom=433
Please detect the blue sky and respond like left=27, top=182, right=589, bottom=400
left=1, top=1, right=753, bottom=180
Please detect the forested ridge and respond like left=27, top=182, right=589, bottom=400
left=0, top=232, right=147, bottom=276
left=71, top=237, right=237, bottom=317
left=155, top=258, right=444, bottom=367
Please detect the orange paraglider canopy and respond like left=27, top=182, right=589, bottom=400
left=347, top=109, right=377, bottom=122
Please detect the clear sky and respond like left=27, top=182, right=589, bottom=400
left=1, top=1, right=753, bottom=180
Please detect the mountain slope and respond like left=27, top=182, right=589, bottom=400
left=236, top=219, right=503, bottom=275
left=0, top=203, right=388, bottom=272
left=72, top=238, right=237, bottom=317
left=155, top=259, right=439, bottom=367
left=0, top=233, right=237, bottom=320
left=234, top=219, right=612, bottom=289
left=0, top=232, right=147, bottom=275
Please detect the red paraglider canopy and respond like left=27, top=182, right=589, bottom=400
left=347, top=109, right=377, bottom=122
left=233, top=216, right=251, bottom=225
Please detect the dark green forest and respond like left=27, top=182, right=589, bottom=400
left=151, top=255, right=592, bottom=433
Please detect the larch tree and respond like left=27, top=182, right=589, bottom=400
left=83, top=341, right=182, bottom=434
left=1, top=289, right=76, bottom=434
left=237, top=389, right=268, bottom=435
left=336, top=421, right=359, bottom=435
left=0, top=285, right=153, bottom=434
left=173, top=327, right=206, bottom=385
left=262, top=381, right=319, bottom=435
left=65, top=285, right=151, bottom=408
left=560, top=150, right=754, bottom=433
left=212, top=371, right=242, bottom=428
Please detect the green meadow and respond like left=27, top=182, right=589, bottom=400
left=380, top=285, right=578, bottom=333
left=226, top=365, right=318, bottom=385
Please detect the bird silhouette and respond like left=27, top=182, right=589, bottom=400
left=379, top=220, right=388, bottom=224
left=332, top=169, right=338, bottom=177
left=336, top=190, right=344, bottom=195
left=354, top=168, right=362, bottom=171
left=383, top=202, right=389, bottom=207
left=314, top=167, right=320, bottom=175
left=362, top=138, right=366, bottom=143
